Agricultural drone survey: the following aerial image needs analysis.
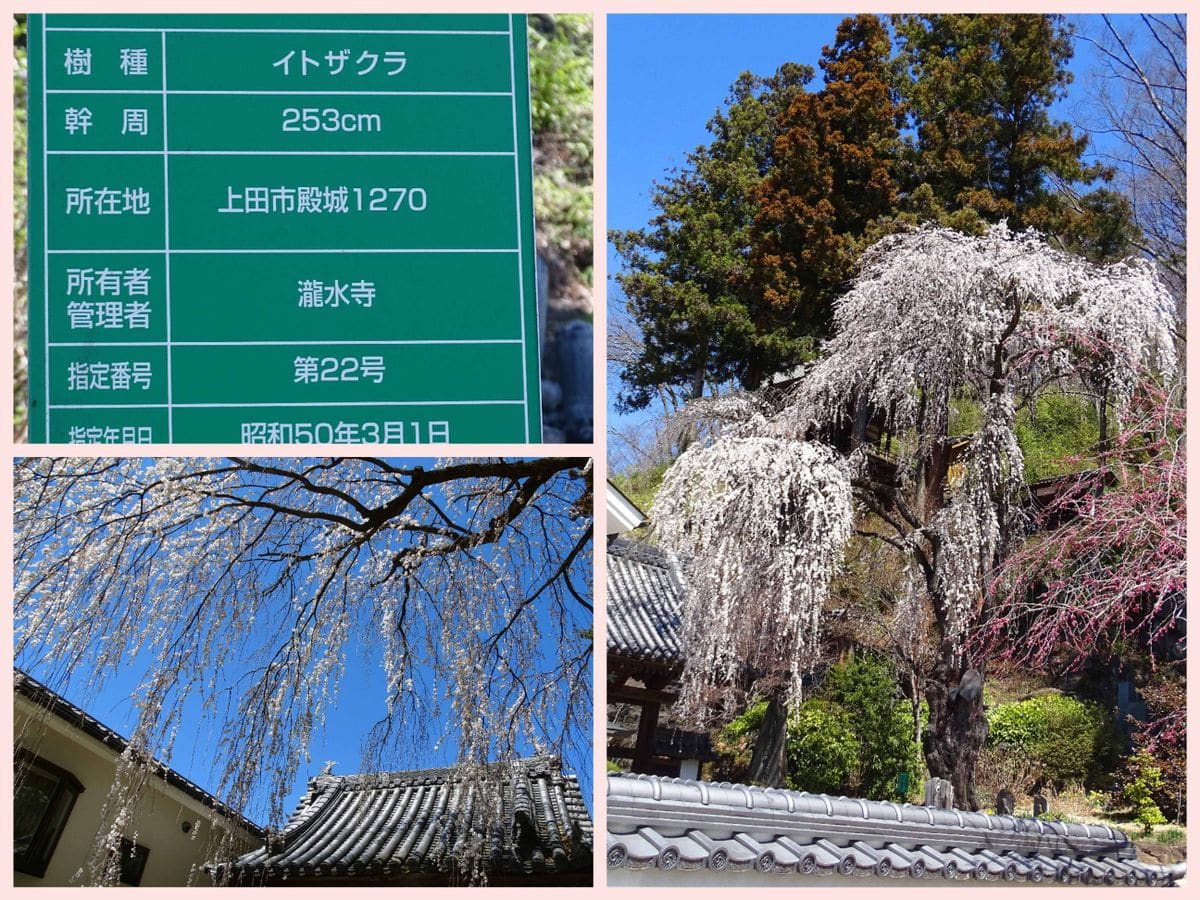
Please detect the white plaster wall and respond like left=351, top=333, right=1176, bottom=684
left=14, top=698, right=260, bottom=886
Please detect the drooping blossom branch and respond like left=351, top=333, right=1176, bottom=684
left=14, top=457, right=593, bottom=884
left=652, top=438, right=854, bottom=718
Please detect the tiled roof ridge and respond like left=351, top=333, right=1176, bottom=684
left=275, top=776, right=346, bottom=843
left=609, top=772, right=1129, bottom=845
left=225, top=754, right=593, bottom=881
left=13, top=667, right=265, bottom=839
left=607, top=773, right=1185, bottom=886
left=275, top=755, right=571, bottom=843
left=303, top=754, right=565, bottom=789
left=606, top=539, right=688, bottom=664
left=608, top=535, right=676, bottom=568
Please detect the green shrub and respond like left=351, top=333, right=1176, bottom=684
left=716, top=657, right=922, bottom=801
left=786, top=701, right=858, bottom=795
left=721, top=698, right=767, bottom=740
left=611, top=460, right=671, bottom=519
left=713, top=699, right=767, bottom=784
left=818, top=655, right=923, bottom=799
left=1035, top=810, right=1076, bottom=823
left=948, top=395, right=983, bottom=435
left=1087, top=789, right=1110, bottom=813
left=986, top=693, right=1119, bottom=788
left=527, top=15, right=592, bottom=273
left=1158, top=827, right=1186, bottom=846
left=1123, top=752, right=1168, bottom=835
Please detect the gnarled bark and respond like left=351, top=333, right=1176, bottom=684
left=747, top=688, right=790, bottom=787
left=922, top=657, right=989, bottom=810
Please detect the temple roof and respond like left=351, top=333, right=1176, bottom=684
left=607, top=773, right=1184, bottom=886
left=223, top=756, right=592, bottom=883
left=606, top=479, right=648, bottom=535
left=606, top=538, right=685, bottom=666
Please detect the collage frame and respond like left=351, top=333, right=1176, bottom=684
left=5, top=2, right=1195, bottom=894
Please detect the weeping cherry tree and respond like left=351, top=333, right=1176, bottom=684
left=651, top=223, right=1176, bottom=803
left=14, top=457, right=593, bottom=885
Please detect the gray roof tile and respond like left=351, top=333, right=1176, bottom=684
left=223, top=756, right=592, bottom=883
left=607, top=774, right=1184, bottom=885
left=606, top=538, right=685, bottom=664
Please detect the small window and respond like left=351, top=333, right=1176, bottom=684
left=13, top=750, right=84, bottom=878
left=113, top=837, right=150, bottom=886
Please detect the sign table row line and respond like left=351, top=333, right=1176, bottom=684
left=48, top=342, right=526, bottom=405
left=50, top=405, right=524, bottom=445
left=45, top=155, right=521, bottom=250
left=46, top=95, right=521, bottom=152
left=43, top=252, right=523, bottom=342
left=45, top=29, right=516, bottom=93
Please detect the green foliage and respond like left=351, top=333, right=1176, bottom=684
left=714, top=699, right=767, bottom=782
left=948, top=395, right=984, bottom=436
left=818, top=654, right=923, bottom=799
left=613, top=14, right=1142, bottom=410
left=610, top=63, right=814, bottom=410
left=1122, top=752, right=1168, bottom=834
left=1015, top=393, right=1102, bottom=481
left=528, top=15, right=591, bottom=150
left=986, top=693, right=1120, bottom=787
left=890, top=14, right=1130, bottom=255
left=527, top=15, right=592, bottom=277
left=1034, top=810, right=1076, bottom=823
left=610, top=460, right=670, bottom=517
left=720, top=656, right=922, bottom=801
left=750, top=15, right=905, bottom=379
left=785, top=701, right=858, bottom=794
left=1132, top=670, right=1186, bottom=824
left=721, top=698, right=768, bottom=740
left=1087, top=788, right=1110, bottom=811
left=1057, top=188, right=1138, bottom=262
left=1158, top=827, right=1186, bottom=846
left=926, top=392, right=1102, bottom=482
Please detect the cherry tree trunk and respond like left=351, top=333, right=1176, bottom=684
left=747, top=688, right=790, bottom=787
left=922, top=656, right=988, bottom=811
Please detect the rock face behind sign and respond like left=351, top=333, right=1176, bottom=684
left=538, top=254, right=593, bottom=443
left=556, top=320, right=593, bottom=441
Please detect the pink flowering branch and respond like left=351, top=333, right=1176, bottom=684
left=980, top=378, right=1185, bottom=671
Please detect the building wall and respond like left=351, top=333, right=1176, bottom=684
left=14, top=698, right=260, bottom=886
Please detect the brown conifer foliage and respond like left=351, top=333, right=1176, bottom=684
left=747, top=14, right=903, bottom=384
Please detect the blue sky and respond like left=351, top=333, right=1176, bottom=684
left=606, top=14, right=1147, bottom=454
left=608, top=14, right=845, bottom=251
left=55, top=640, right=594, bottom=824
left=17, top=458, right=594, bottom=826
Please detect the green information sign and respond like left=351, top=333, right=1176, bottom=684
left=27, top=14, right=542, bottom=443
